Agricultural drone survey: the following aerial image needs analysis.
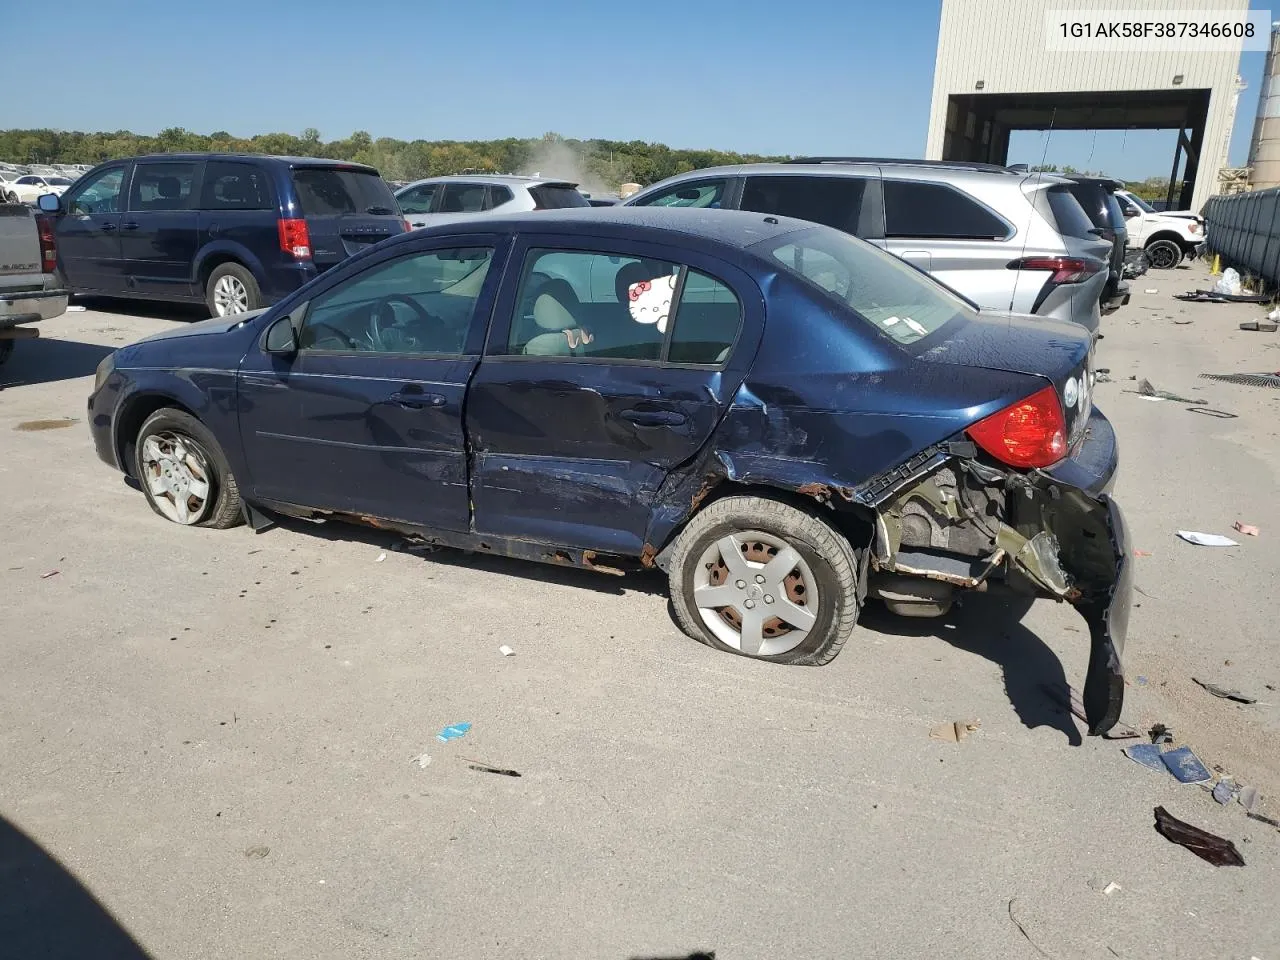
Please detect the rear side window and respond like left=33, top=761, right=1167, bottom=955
left=486, top=185, right=514, bottom=209
left=883, top=180, right=1010, bottom=240
left=668, top=270, right=742, bottom=364
left=632, top=179, right=726, bottom=208
left=291, top=168, right=398, bottom=216
left=1044, top=185, right=1099, bottom=240
left=529, top=184, right=589, bottom=209
left=129, top=162, right=198, bottom=212
left=440, top=183, right=487, bottom=213
left=200, top=161, right=271, bottom=210
left=740, top=176, right=867, bottom=233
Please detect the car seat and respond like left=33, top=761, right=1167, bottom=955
left=153, top=176, right=183, bottom=210
left=522, top=279, right=593, bottom=356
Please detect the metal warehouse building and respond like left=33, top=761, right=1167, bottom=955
left=926, top=0, right=1248, bottom=211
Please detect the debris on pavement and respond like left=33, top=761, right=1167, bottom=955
left=1248, top=811, right=1280, bottom=829
left=1213, top=781, right=1236, bottom=805
left=436, top=722, right=472, bottom=742
left=1102, top=882, right=1122, bottom=896
left=1200, top=371, right=1280, bottom=389
left=461, top=757, right=522, bottom=777
left=1006, top=898, right=1054, bottom=958
left=412, top=753, right=432, bottom=768
left=929, top=719, right=980, bottom=743
left=40, top=569, right=59, bottom=579
left=1150, top=723, right=1174, bottom=744
left=1213, top=268, right=1242, bottom=296
left=1127, top=379, right=1207, bottom=404
left=1238, top=785, right=1259, bottom=813
left=1042, top=683, right=1137, bottom=737
left=1124, top=743, right=1168, bottom=772
left=1233, top=521, right=1260, bottom=537
left=1144, top=288, right=1159, bottom=294
left=1161, top=746, right=1212, bottom=784
left=1153, top=806, right=1245, bottom=866
left=1240, top=318, right=1279, bottom=333
left=1133, top=549, right=1152, bottom=557
left=244, top=845, right=270, bottom=859
left=66, top=304, right=86, bottom=312
left=375, top=552, right=387, bottom=562
left=1176, top=531, right=1239, bottom=547
left=1192, top=678, right=1257, bottom=704
left=498, top=645, right=515, bottom=657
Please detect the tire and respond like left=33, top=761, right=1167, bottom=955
left=1144, top=239, right=1183, bottom=270
left=667, top=495, right=861, bottom=665
left=134, top=408, right=243, bottom=529
left=0, top=339, right=13, bottom=368
left=205, top=262, right=261, bottom=318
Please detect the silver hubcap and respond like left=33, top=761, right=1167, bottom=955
left=692, top=530, right=818, bottom=656
left=213, top=275, right=249, bottom=315
left=141, top=432, right=212, bottom=525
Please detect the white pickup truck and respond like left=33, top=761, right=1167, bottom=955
left=1114, top=189, right=1206, bottom=270
left=0, top=201, right=68, bottom=367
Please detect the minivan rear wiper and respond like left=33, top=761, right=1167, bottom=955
left=365, top=205, right=395, bottom=215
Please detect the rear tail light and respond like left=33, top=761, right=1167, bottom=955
left=37, top=217, right=56, bottom=273
left=966, top=385, right=1067, bottom=469
left=1007, top=257, right=1102, bottom=284
left=277, top=218, right=312, bottom=260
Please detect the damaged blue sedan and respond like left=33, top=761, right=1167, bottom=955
left=88, top=208, right=1131, bottom=733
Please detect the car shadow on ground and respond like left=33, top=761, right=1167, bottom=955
left=0, top=336, right=114, bottom=388
left=0, top=814, right=152, bottom=959
left=859, top=591, right=1083, bottom=746
left=267, top=514, right=671, bottom=598
left=71, top=296, right=209, bottom=323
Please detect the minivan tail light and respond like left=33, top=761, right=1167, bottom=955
left=37, top=217, right=56, bottom=273
left=1007, top=257, right=1101, bottom=284
left=966, top=385, right=1068, bottom=469
left=277, top=218, right=312, bottom=260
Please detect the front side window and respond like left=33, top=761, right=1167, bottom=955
left=396, top=183, right=438, bottom=215
left=632, top=179, right=727, bottom=209
left=753, top=226, right=975, bottom=345
left=129, top=162, right=199, bottom=212
left=740, top=176, right=867, bottom=233
left=440, top=183, right=487, bottom=213
left=297, top=246, right=494, bottom=356
left=200, top=161, right=271, bottom=210
left=506, top=248, right=741, bottom=365
left=68, top=166, right=125, bottom=214
left=883, top=180, right=1010, bottom=240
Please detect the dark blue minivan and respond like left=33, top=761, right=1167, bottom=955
left=38, top=154, right=406, bottom=316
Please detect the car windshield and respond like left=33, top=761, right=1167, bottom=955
left=750, top=226, right=975, bottom=345
left=1127, top=192, right=1156, bottom=214
left=291, top=167, right=399, bottom=216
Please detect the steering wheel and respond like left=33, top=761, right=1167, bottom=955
left=369, top=295, right=443, bottom=352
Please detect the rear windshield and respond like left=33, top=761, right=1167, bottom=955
left=751, top=226, right=976, bottom=346
left=290, top=168, right=399, bottom=216
left=1043, top=185, right=1099, bottom=240
left=529, top=184, right=589, bottom=209
left=1065, top=183, right=1111, bottom=230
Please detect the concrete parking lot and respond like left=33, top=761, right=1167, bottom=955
left=2, top=269, right=1278, bottom=959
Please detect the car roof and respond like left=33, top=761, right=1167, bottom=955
left=1064, top=174, right=1124, bottom=191
left=400, top=206, right=816, bottom=251
left=629, top=160, right=1060, bottom=194
left=107, top=153, right=381, bottom=173
left=396, top=174, right=578, bottom=190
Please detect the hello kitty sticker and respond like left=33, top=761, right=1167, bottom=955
left=628, top=274, right=676, bottom=334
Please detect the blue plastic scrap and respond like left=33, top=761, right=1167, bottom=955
left=436, top=722, right=472, bottom=743
left=1162, top=746, right=1212, bottom=784
left=1212, top=781, right=1235, bottom=805
left=1124, top=743, right=1168, bottom=772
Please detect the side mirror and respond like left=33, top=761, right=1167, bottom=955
left=264, top=314, right=298, bottom=354
left=36, top=193, right=61, bottom=213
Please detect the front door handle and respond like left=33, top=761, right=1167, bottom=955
left=100, top=222, right=117, bottom=232
left=391, top=391, right=446, bottom=409
left=621, top=409, right=687, bottom=427
left=411, top=221, right=426, bottom=228
left=122, top=221, right=139, bottom=231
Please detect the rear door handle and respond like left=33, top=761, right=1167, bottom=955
left=391, top=391, right=446, bottom=409
left=621, top=409, right=686, bottom=427
left=122, top=222, right=138, bottom=231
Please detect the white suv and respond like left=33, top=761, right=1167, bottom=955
left=395, top=175, right=589, bottom=230
left=1113, top=189, right=1204, bottom=270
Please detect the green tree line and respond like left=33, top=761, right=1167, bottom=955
left=0, top=127, right=784, bottom=190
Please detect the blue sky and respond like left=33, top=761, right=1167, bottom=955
left=0, top=0, right=1270, bottom=179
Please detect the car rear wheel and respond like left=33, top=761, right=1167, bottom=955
left=206, top=262, right=261, bottom=318
left=667, top=496, right=861, bottom=665
left=134, top=408, right=243, bottom=529
left=1145, top=239, right=1183, bottom=270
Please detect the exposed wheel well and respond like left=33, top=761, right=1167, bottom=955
left=114, top=395, right=198, bottom=477
left=1144, top=231, right=1189, bottom=249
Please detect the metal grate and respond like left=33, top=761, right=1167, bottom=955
left=1200, top=372, right=1280, bottom=389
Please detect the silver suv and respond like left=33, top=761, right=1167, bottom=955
left=396, top=174, right=588, bottom=230
left=624, top=159, right=1111, bottom=332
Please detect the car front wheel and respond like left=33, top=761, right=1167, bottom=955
left=1145, top=239, right=1183, bottom=270
left=667, top=495, right=861, bottom=665
left=134, top=408, right=244, bottom=528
